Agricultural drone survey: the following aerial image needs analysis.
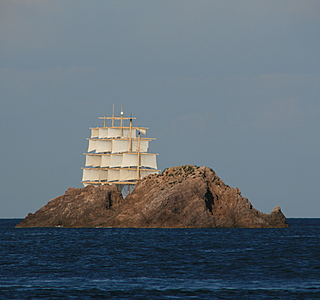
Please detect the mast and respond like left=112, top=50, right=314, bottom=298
left=137, top=132, right=141, bottom=180
left=129, top=114, right=133, bottom=151
left=120, top=105, right=123, bottom=138
left=112, top=104, right=115, bottom=127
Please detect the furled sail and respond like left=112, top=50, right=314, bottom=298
left=137, top=128, right=147, bottom=135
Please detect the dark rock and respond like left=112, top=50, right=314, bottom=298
left=16, top=166, right=289, bottom=228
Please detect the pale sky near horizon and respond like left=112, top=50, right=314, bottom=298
left=1, top=0, right=320, bottom=218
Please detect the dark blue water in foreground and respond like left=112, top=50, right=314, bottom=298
left=1, top=219, right=319, bottom=299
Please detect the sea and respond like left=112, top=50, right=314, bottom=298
left=0, top=219, right=319, bottom=300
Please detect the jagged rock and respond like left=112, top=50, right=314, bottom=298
left=16, top=166, right=288, bottom=228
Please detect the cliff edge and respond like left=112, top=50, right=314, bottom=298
left=16, top=166, right=288, bottom=228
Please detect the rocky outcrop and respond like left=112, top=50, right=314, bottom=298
left=16, top=185, right=124, bottom=228
left=16, top=166, right=288, bottom=228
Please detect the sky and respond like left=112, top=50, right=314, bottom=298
left=1, top=0, right=320, bottom=218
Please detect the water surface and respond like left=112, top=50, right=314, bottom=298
left=1, top=218, right=319, bottom=299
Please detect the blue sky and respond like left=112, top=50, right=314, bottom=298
left=1, top=0, right=320, bottom=218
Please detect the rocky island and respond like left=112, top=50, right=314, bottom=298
left=16, top=165, right=288, bottom=228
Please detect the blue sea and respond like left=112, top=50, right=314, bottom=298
left=1, top=219, right=319, bottom=299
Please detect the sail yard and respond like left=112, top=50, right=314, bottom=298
left=82, top=106, right=159, bottom=194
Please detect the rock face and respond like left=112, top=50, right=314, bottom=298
left=16, top=166, right=288, bottom=228
left=16, top=185, right=124, bottom=228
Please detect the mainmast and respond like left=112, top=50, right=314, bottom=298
left=119, top=105, right=123, bottom=137
left=136, top=132, right=141, bottom=180
left=112, top=104, right=115, bottom=127
left=129, top=114, right=133, bottom=151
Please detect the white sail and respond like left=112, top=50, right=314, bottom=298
left=132, top=140, right=149, bottom=152
left=108, top=128, right=121, bottom=138
left=123, top=128, right=137, bottom=138
left=112, top=140, right=130, bottom=153
left=141, top=154, right=157, bottom=169
left=85, top=155, right=101, bottom=167
left=82, top=169, right=92, bottom=181
left=122, top=153, right=138, bottom=167
left=91, top=128, right=99, bottom=138
left=83, top=182, right=100, bottom=187
left=96, top=140, right=112, bottom=153
left=85, top=155, right=94, bottom=166
left=137, top=128, right=147, bottom=135
left=89, top=169, right=99, bottom=181
left=108, top=169, right=120, bottom=181
left=120, top=169, right=137, bottom=181
left=101, top=155, right=111, bottom=167
left=99, top=128, right=109, bottom=139
left=93, top=156, right=101, bottom=167
left=99, top=170, right=108, bottom=180
left=110, top=155, right=123, bottom=168
left=88, top=140, right=97, bottom=152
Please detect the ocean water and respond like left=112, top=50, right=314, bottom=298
left=0, top=219, right=319, bottom=299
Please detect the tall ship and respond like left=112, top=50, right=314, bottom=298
left=82, top=106, right=159, bottom=194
